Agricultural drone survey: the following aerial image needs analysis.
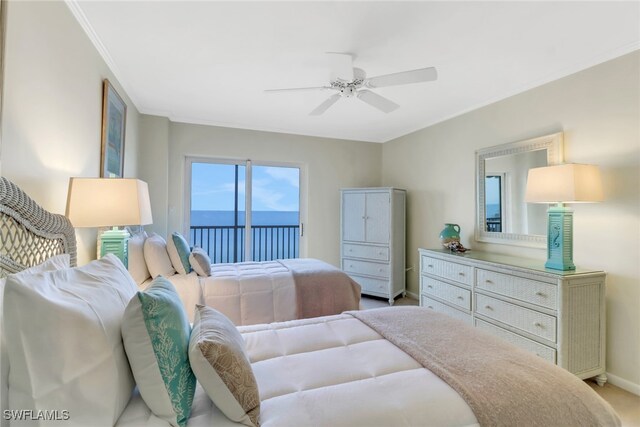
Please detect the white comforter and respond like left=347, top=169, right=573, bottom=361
left=116, top=314, right=479, bottom=427
left=147, top=261, right=297, bottom=325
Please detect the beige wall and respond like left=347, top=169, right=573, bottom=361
left=139, top=121, right=382, bottom=267
left=0, top=1, right=141, bottom=265
left=382, top=51, right=640, bottom=392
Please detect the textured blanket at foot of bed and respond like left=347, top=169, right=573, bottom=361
left=349, top=307, right=620, bottom=427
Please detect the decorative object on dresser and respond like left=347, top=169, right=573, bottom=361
left=65, top=178, right=153, bottom=267
left=341, top=187, right=406, bottom=305
left=525, top=163, right=603, bottom=271
left=439, top=223, right=461, bottom=246
left=419, top=248, right=607, bottom=386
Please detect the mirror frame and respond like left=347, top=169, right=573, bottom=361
left=475, top=132, right=564, bottom=248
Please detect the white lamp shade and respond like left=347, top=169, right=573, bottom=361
left=525, top=164, right=604, bottom=204
left=66, top=178, right=153, bottom=227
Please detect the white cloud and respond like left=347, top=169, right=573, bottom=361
left=263, top=167, right=299, bottom=188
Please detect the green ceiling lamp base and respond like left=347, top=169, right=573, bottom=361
left=545, top=205, right=575, bottom=271
left=100, top=227, right=130, bottom=268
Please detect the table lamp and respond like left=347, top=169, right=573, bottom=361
left=66, top=178, right=153, bottom=267
left=525, top=164, right=603, bottom=271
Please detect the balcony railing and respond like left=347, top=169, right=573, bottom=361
left=190, top=225, right=299, bottom=264
left=486, top=217, right=502, bottom=232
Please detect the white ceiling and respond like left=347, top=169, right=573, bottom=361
left=68, top=1, right=640, bottom=143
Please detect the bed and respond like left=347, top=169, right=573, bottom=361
left=0, top=177, right=621, bottom=427
left=134, top=232, right=362, bottom=325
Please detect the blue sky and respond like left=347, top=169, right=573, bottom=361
left=191, top=163, right=299, bottom=211
left=485, top=176, right=500, bottom=205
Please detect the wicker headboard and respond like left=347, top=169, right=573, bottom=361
left=0, top=177, right=77, bottom=277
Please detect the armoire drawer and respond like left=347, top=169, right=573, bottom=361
left=421, top=276, right=471, bottom=310
left=350, top=275, right=388, bottom=296
left=421, top=296, right=472, bottom=324
left=421, top=256, right=473, bottom=286
left=476, top=269, right=557, bottom=310
left=475, top=319, right=556, bottom=363
left=475, top=294, right=556, bottom=342
left=343, top=259, right=390, bottom=279
left=342, top=243, right=389, bottom=261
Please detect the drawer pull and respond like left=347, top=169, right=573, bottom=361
left=427, top=285, right=433, bottom=289
left=457, top=296, right=464, bottom=300
left=427, top=306, right=434, bottom=309
left=533, top=322, right=544, bottom=328
left=379, top=251, right=385, bottom=255
left=348, top=248, right=353, bottom=252
left=484, top=305, right=493, bottom=310
left=458, top=272, right=465, bottom=276
left=535, top=291, right=546, bottom=297
left=427, top=264, right=434, bottom=268
left=485, top=280, right=493, bottom=284
left=349, top=264, right=354, bottom=268
left=378, top=268, right=384, bottom=272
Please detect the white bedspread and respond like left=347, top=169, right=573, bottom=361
left=116, top=314, right=479, bottom=427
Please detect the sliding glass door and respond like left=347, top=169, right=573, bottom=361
left=187, top=158, right=301, bottom=263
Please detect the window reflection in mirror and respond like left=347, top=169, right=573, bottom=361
left=484, top=149, right=547, bottom=235
left=485, top=175, right=503, bottom=232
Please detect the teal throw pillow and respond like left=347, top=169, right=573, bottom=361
left=122, top=277, right=196, bottom=427
left=167, top=232, right=192, bottom=274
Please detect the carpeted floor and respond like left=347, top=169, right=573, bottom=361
left=360, top=295, right=640, bottom=426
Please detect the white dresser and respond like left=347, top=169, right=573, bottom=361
left=341, top=188, right=406, bottom=304
left=419, top=248, right=607, bottom=385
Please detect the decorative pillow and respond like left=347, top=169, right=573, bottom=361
left=4, top=254, right=136, bottom=426
left=167, top=232, right=192, bottom=274
left=1, top=254, right=71, bottom=424
left=122, top=277, right=196, bottom=427
left=189, top=305, right=260, bottom=427
left=128, top=230, right=151, bottom=285
left=189, top=247, right=211, bottom=277
left=144, top=233, right=176, bottom=278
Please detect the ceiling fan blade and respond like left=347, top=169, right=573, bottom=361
left=357, top=90, right=399, bottom=113
left=327, top=52, right=354, bottom=82
left=264, top=86, right=332, bottom=93
left=309, top=94, right=341, bottom=116
left=366, top=67, right=438, bottom=88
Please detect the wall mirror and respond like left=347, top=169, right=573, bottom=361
left=475, top=132, right=563, bottom=247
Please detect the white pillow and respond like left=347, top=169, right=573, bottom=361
left=4, top=254, right=137, bottom=426
left=189, top=247, right=211, bottom=277
left=128, top=230, right=151, bottom=285
left=144, top=233, right=176, bottom=278
left=1, top=253, right=70, bottom=427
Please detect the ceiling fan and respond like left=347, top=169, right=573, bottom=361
left=265, top=53, right=438, bottom=115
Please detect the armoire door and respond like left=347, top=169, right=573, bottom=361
left=342, top=192, right=365, bottom=242
left=365, top=192, right=390, bottom=243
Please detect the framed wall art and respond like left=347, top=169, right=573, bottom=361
left=100, top=79, right=127, bottom=178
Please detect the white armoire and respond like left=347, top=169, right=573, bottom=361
left=340, top=188, right=406, bottom=305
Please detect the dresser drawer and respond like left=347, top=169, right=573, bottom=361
left=421, top=277, right=471, bottom=310
left=475, top=319, right=556, bottom=363
left=475, top=294, right=556, bottom=342
left=350, top=275, right=388, bottom=296
left=342, top=243, right=389, bottom=261
left=421, top=296, right=472, bottom=324
left=343, top=259, right=389, bottom=279
left=476, top=269, right=557, bottom=310
left=421, top=256, right=473, bottom=286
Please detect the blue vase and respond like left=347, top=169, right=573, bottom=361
left=439, top=223, right=461, bottom=247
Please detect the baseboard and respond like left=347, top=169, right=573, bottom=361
left=406, top=291, right=419, bottom=301
left=606, top=372, right=640, bottom=396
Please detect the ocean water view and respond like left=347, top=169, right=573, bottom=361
left=190, top=210, right=300, bottom=263
left=191, top=210, right=299, bottom=226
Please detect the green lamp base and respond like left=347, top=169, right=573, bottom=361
left=545, top=205, right=575, bottom=271
left=100, top=227, right=130, bottom=268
